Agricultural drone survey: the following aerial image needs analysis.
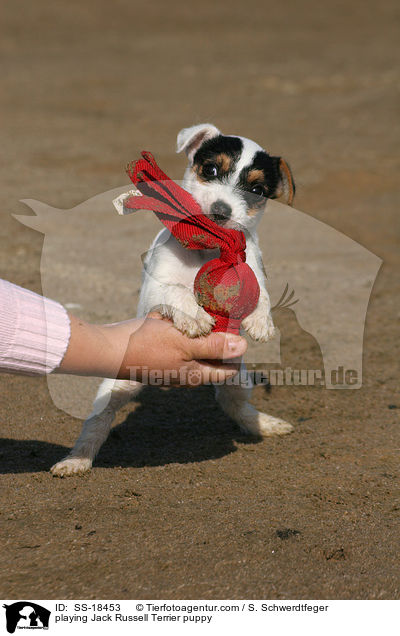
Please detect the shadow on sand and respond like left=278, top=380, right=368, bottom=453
left=0, top=386, right=262, bottom=474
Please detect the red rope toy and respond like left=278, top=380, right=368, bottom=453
left=121, top=151, right=260, bottom=335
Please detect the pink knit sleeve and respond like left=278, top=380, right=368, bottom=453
left=0, top=279, right=71, bottom=375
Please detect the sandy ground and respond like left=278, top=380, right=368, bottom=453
left=1, top=0, right=399, bottom=599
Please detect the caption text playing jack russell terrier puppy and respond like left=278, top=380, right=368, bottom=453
left=51, top=123, right=296, bottom=476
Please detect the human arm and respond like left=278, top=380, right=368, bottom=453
left=57, top=312, right=246, bottom=385
left=0, top=279, right=246, bottom=385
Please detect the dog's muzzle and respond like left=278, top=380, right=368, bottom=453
left=210, top=199, right=232, bottom=221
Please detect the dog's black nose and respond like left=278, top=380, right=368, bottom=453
left=210, top=200, right=232, bottom=220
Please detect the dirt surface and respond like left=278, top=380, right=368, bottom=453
left=1, top=0, right=399, bottom=600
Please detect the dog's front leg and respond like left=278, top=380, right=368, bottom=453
left=139, top=232, right=215, bottom=338
left=241, top=288, right=275, bottom=342
left=157, top=283, right=215, bottom=338
left=241, top=239, right=275, bottom=342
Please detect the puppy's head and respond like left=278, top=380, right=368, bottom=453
left=177, top=123, right=295, bottom=232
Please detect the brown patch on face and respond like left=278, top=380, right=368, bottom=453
left=216, top=153, right=232, bottom=174
left=247, top=169, right=265, bottom=184
left=245, top=169, right=268, bottom=216
left=194, top=153, right=233, bottom=184
left=193, top=163, right=207, bottom=184
left=247, top=204, right=264, bottom=217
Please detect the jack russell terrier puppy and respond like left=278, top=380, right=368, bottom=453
left=51, top=123, right=295, bottom=476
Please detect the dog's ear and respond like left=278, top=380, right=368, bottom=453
left=272, top=157, right=295, bottom=205
left=176, top=123, right=220, bottom=162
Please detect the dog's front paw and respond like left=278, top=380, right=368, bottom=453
left=242, top=310, right=275, bottom=342
left=173, top=306, right=215, bottom=338
left=50, top=457, right=92, bottom=477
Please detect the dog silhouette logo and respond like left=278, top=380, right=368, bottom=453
left=3, top=602, right=50, bottom=633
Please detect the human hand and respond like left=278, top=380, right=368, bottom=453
left=117, top=311, right=246, bottom=385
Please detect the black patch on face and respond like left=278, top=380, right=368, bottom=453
left=193, top=135, right=243, bottom=182
left=236, top=151, right=281, bottom=206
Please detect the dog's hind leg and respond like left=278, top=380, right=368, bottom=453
left=50, top=378, right=142, bottom=477
left=215, top=363, right=293, bottom=437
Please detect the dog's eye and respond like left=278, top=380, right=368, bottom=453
left=202, top=163, right=218, bottom=178
left=250, top=184, right=266, bottom=197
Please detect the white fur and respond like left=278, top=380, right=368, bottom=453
left=51, top=124, right=293, bottom=477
